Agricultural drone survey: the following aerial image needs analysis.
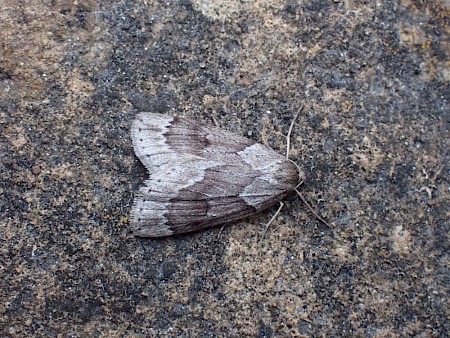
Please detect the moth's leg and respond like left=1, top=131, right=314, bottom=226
left=217, top=223, right=228, bottom=238
left=211, top=115, right=220, bottom=128
left=287, top=109, right=330, bottom=227
left=295, top=188, right=330, bottom=227
left=262, top=201, right=284, bottom=239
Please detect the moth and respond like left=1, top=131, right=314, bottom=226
left=130, top=112, right=306, bottom=237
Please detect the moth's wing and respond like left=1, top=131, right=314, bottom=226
left=131, top=112, right=254, bottom=173
left=130, top=112, right=300, bottom=237
left=131, top=162, right=257, bottom=237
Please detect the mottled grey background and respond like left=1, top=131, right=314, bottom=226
left=1, top=0, right=448, bottom=336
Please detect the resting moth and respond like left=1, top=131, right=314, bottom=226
left=130, top=112, right=305, bottom=237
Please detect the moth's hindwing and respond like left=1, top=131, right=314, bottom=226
left=130, top=112, right=303, bottom=237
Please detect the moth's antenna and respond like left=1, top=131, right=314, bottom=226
left=287, top=108, right=330, bottom=228
left=286, top=110, right=301, bottom=159
left=289, top=160, right=330, bottom=227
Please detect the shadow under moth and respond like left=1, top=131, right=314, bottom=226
left=130, top=112, right=322, bottom=237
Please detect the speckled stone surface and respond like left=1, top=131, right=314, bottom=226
left=1, top=0, right=448, bottom=336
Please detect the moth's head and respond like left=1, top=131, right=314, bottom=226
left=272, top=159, right=304, bottom=191
left=290, top=159, right=306, bottom=187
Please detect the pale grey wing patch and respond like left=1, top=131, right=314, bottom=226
left=131, top=112, right=175, bottom=174
left=130, top=194, right=173, bottom=237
